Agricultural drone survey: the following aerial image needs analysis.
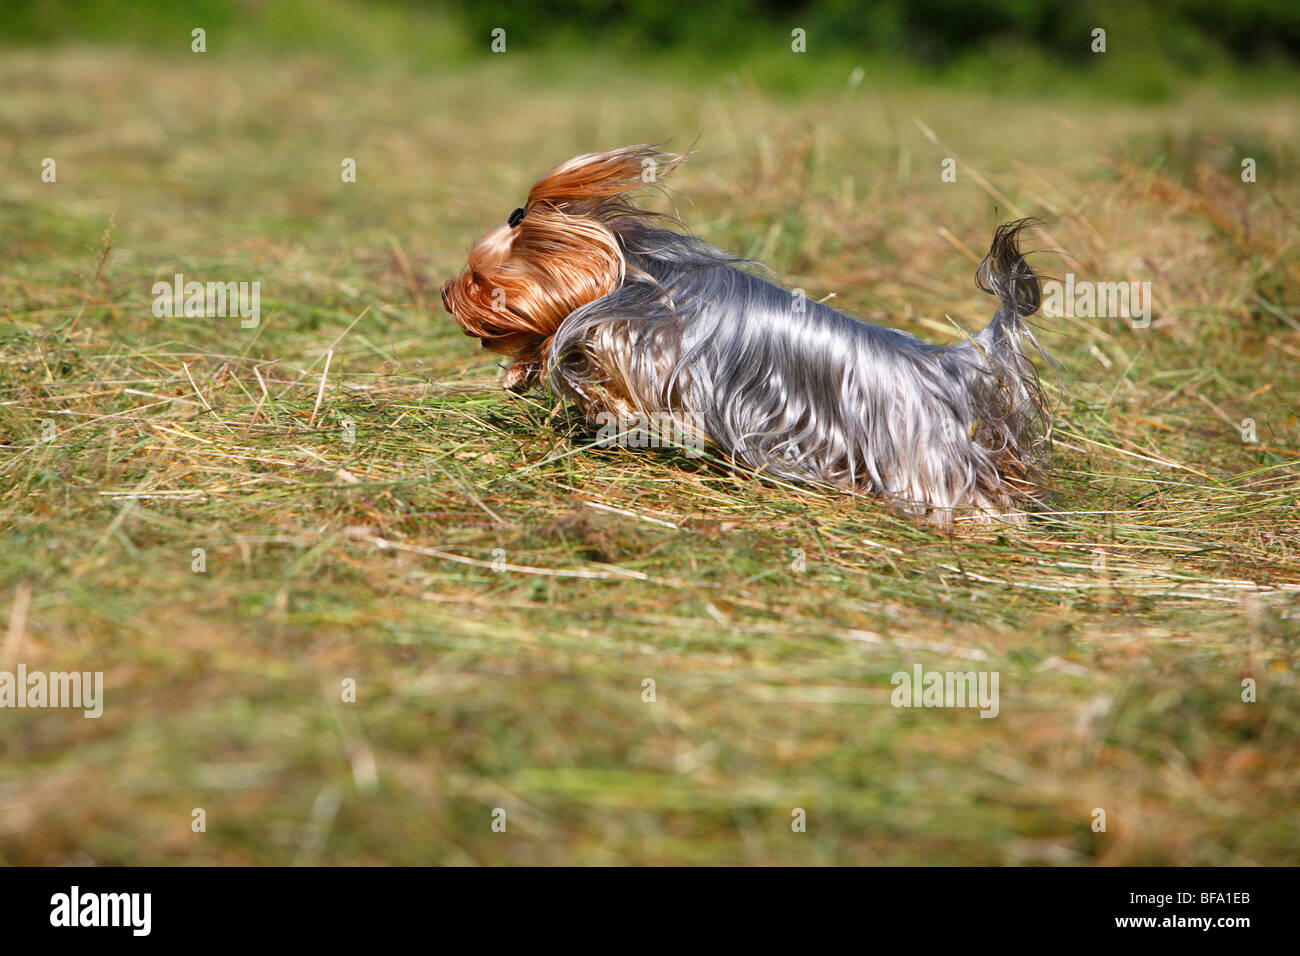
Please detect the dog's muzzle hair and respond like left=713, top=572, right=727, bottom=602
left=442, top=145, right=1056, bottom=525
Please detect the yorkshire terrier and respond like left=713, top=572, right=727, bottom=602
left=442, top=145, right=1053, bottom=524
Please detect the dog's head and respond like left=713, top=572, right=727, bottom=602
left=441, top=145, right=681, bottom=390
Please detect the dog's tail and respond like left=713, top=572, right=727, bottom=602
left=970, top=218, right=1056, bottom=502
left=976, top=219, right=1044, bottom=336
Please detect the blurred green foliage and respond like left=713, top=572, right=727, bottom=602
left=453, top=0, right=1300, bottom=64
left=0, top=0, right=1297, bottom=100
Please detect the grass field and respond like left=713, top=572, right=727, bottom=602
left=1, top=38, right=1298, bottom=865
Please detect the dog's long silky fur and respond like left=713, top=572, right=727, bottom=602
left=442, top=145, right=1054, bottom=524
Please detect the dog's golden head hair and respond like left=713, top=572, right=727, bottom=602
left=441, top=145, right=683, bottom=390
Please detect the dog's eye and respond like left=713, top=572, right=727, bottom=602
left=470, top=269, right=483, bottom=286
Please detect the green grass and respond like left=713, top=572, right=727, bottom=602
left=1, top=40, right=1298, bottom=865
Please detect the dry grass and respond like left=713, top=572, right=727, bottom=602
left=1, top=46, right=1297, bottom=864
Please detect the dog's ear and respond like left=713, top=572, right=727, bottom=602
left=527, top=145, right=684, bottom=215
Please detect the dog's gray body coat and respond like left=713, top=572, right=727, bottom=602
left=548, top=219, right=1052, bottom=522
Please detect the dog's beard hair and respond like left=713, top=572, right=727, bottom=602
left=547, top=220, right=1053, bottom=523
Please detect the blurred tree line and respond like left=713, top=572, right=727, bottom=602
left=2, top=0, right=1296, bottom=70
left=449, top=0, right=1299, bottom=64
